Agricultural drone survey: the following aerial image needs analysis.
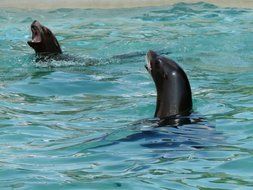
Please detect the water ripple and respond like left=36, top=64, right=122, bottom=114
left=0, top=2, right=252, bottom=189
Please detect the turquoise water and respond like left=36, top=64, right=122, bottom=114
left=0, top=2, right=253, bottom=189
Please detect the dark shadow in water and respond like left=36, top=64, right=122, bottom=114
left=83, top=114, right=224, bottom=151
left=30, top=70, right=54, bottom=79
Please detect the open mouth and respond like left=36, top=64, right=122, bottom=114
left=28, top=22, right=42, bottom=44
left=31, top=25, right=41, bottom=43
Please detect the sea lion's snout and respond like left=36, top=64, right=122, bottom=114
left=31, top=20, right=43, bottom=30
left=32, top=20, right=39, bottom=25
left=145, top=50, right=158, bottom=73
left=146, top=50, right=157, bottom=61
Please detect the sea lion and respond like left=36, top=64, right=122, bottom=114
left=27, top=20, right=99, bottom=63
left=27, top=20, right=62, bottom=56
left=145, top=50, right=192, bottom=120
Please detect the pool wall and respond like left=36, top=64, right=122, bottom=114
left=0, top=0, right=253, bottom=9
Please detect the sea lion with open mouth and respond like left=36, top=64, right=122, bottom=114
left=145, top=50, right=192, bottom=125
left=27, top=20, right=100, bottom=63
left=27, top=20, right=62, bottom=56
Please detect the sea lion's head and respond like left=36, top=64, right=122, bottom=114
left=145, top=50, right=192, bottom=118
left=27, top=20, right=62, bottom=55
left=145, top=50, right=172, bottom=83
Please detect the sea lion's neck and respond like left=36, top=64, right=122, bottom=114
left=154, top=77, right=192, bottom=118
left=155, top=81, right=175, bottom=118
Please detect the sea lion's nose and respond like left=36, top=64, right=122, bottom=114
left=31, top=20, right=41, bottom=27
left=147, top=50, right=157, bottom=61
left=147, top=49, right=157, bottom=57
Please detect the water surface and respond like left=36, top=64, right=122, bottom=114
left=0, top=2, right=253, bottom=189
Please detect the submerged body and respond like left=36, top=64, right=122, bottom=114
left=145, top=50, right=192, bottom=123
